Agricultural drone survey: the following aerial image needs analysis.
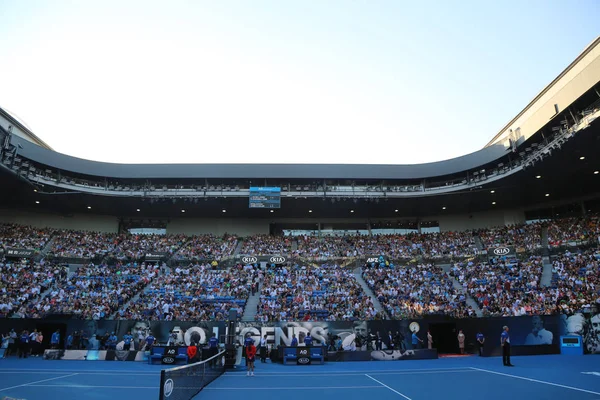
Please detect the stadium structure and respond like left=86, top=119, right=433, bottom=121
left=1, top=32, right=600, bottom=400
left=0, top=38, right=599, bottom=236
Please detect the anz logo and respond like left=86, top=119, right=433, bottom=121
left=241, top=256, right=258, bottom=264
left=493, top=247, right=511, bottom=256
left=269, top=256, right=286, bottom=264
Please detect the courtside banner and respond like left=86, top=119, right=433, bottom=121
left=5, top=247, right=35, bottom=258
left=487, top=246, right=516, bottom=258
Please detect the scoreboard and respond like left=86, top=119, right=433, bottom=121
left=249, top=187, right=281, bottom=209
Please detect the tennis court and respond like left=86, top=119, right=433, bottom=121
left=1, top=355, right=600, bottom=400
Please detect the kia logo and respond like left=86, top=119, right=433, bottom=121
left=269, top=256, right=286, bottom=264
left=241, top=256, right=258, bottom=264
left=164, top=378, right=174, bottom=397
left=298, top=357, right=310, bottom=364
left=493, top=247, right=510, bottom=256
left=163, top=357, right=175, bottom=364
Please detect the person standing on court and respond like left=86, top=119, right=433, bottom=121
left=412, top=331, right=423, bottom=349
left=501, top=326, right=514, bottom=367
left=476, top=331, right=485, bottom=356
left=290, top=334, right=298, bottom=347
left=304, top=332, right=313, bottom=347
left=246, top=341, right=257, bottom=376
left=18, top=330, right=29, bottom=358
left=243, top=333, right=254, bottom=366
left=427, top=330, right=433, bottom=349
left=457, top=330, right=465, bottom=354
left=208, top=332, right=219, bottom=365
left=375, top=331, right=383, bottom=350
left=51, top=330, right=60, bottom=350
left=259, top=334, right=268, bottom=363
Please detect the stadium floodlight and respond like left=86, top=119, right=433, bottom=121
left=594, top=171, right=599, bottom=175
left=492, top=202, right=496, bottom=205
left=545, top=193, right=550, bottom=197
left=536, top=175, right=542, bottom=179
left=580, top=156, right=585, bottom=160
left=35, top=201, right=40, bottom=204
left=490, top=190, right=495, bottom=194
left=87, top=206, right=91, bottom=209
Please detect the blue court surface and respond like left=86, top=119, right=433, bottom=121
left=1, top=355, right=600, bottom=400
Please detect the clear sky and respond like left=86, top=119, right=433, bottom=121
left=0, top=1, right=598, bottom=165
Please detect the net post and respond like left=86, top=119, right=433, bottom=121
left=159, top=369, right=166, bottom=400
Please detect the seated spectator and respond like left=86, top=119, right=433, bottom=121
left=256, top=264, right=379, bottom=322
left=119, top=263, right=257, bottom=321
left=364, top=262, right=473, bottom=319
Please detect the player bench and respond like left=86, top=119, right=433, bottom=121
left=149, top=346, right=188, bottom=365
left=282, top=346, right=324, bottom=365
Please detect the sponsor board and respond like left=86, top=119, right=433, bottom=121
left=163, top=378, right=174, bottom=397
left=241, top=256, right=258, bottom=264
left=296, top=347, right=311, bottom=365
left=487, top=246, right=516, bottom=258
left=5, top=248, right=35, bottom=258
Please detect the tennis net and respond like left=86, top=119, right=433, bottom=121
left=159, top=349, right=226, bottom=400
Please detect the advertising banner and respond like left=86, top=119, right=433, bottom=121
left=144, top=252, right=167, bottom=261
left=487, top=246, right=516, bottom=259
left=4, top=247, right=35, bottom=258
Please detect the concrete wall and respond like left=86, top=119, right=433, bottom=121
left=0, top=210, right=527, bottom=235
left=0, top=210, right=119, bottom=233
left=166, top=218, right=269, bottom=236
left=436, top=208, right=526, bottom=232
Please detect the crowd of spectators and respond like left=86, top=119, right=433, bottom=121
left=551, top=249, right=600, bottom=313
left=478, top=223, right=543, bottom=252
left=0, top=224, right=55, bottom=251
left=547, top=216, right=600, bottom=248
left=172, top=234, right=238, bottom=261
left=450, top=256, right=555, bottom=317
left=0, top=259, right=68, bottom=318
left=256, top=264, right=378, bottom=322
left=21, top=262, right=156, bottom=319
left=240, top=234, right=293, bottom=256
left=119, top=263, right=258, bottom=321
left=50, top=230, right=119, bottom=259
left=106, top=234, right=188, bottom=261
left=363, top=263, right=473, bottom=319
left=409, top=231, right=479, bottom=258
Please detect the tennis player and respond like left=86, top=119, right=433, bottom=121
left=246, top=342, right=257, bottom=376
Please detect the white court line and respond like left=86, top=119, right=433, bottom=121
left=28, top=385, right=158, bottom=389
left=0, top=369, right=161, bottom=373
left=0, top=373, right=79, bottom=392
left=225, top=367, right=469, bottom=375
left=205, top=386, right=384, bottom=390
left=0, top=372, right=158, bottom=376
left=470, top=368, right=600, bottom=397
left=221, top=370, right=476, bottom=377
left=365, top=374, right=413, bottom=400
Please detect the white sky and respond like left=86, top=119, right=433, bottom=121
left=0, top=1, right=598, bottom=165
